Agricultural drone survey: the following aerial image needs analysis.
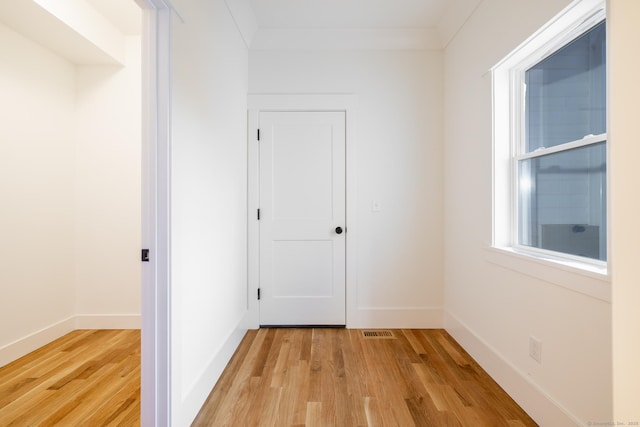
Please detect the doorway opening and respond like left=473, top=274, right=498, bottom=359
left=0, top=0, right=143, bottom=363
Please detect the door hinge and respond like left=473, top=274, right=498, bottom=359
left=257, top=208, right=260, bottom=220
left=257, top=288, right=261, bottom=300
left=257, top=129, right=260, bottom=141
left=141, top=249, right=150, bottom=262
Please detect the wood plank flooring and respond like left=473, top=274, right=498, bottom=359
left=0, top=329, right=140, bottom=426
left=0, top=328, right=536, bottom=426
left=193, top=328, right=537, bottom=427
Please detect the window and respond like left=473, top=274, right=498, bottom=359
left=493, top=0, right=607, bottom=269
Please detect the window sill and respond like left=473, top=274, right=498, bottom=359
left=485, top=246, right=611, bottom=302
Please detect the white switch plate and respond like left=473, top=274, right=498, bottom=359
left=372, top=200, right=381, bottom=212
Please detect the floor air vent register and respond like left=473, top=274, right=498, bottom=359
left=361, top=330, right=396, bottom=339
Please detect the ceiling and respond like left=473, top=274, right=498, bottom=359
left=0, top=0, right=139, bottom=64
left=82, top=0, right=481, bottom=49
left=0, top=0, right=479, bottom=54
left=85, top=0, right=141, bottom=35
left=248, top=0, right=449, bottom=30
left=245, top=0, right=482, bottom=49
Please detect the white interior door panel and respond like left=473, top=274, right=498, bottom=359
left=258, top=111, right=346, bottom=326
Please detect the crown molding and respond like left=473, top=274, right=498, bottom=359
left=437, top=0, right=484, bottom=48
left=250, top=28, right=442, bottom=50
left=224, top=0, right=258, bottom=48
left=224, top=0, right=484, bottom=51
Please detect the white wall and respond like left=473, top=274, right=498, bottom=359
left=75, top=35, right=142, bottom=327
left=169, top=0, right=249, bottom=424
left=249, top=49, right=444, bottom=328
left=0, top=20, right=141, bottom=366
left=609, top=0, right=640, bottom=421
left=0, top=22, right=76, bottom=365
left=443, top=0, right=611, bottom=425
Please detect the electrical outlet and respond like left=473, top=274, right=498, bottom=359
left=529, top=336, right=542, bottom=364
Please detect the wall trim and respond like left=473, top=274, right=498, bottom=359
left=74, top=314, right=142, bottom=329
left=485, top=247, right=610, bottom=303
left=138, top=0, right=173, bottom=425
left=444, top=311, right=583, bottom=427
left=177, top=315, right=248, bottom=426
left=250, top=28, right=442, bottom=51
left=224, top=0, right=258, bottom=48
left=0, top=317, right=75, bottom=368
left=0, top=314, right=143, bottom=368
left=351, top=307, right=443, bottom=329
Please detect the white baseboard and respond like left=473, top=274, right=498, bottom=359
left=178, top=313, right=249, bottom=427
left=74, top=314, right=141, bottom=329
left=0, top=314, right=142, bottom=368
left=0, top=317, right=75, bottom=368
left=350, top=307, right=443, bottom=329
left=444, top=311, right=582, bottom=427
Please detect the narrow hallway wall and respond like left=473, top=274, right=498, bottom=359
left=0, top=22, right=77, bottom=365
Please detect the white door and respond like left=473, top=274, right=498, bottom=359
left=258, top=111, right=346, bottom=326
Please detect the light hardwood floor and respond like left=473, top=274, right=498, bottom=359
left=193, top=328, right=537, bottom=427
left=0, top=329, right=140, bottom=426
left=0, top=328, right=536, bottom=426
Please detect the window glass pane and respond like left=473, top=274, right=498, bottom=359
left=518, top=142, right=606, bottom=260
left=525, top=21, right=606, bottom=152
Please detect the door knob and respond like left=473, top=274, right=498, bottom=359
left=335, top=226, right=343, bottom=235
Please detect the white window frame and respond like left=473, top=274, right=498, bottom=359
left=491, top=0, right=610, bottom=293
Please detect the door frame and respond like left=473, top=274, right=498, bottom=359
left=247, top=94, right=358, bottom=329
left=138, top=0, right=175, bottom=425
